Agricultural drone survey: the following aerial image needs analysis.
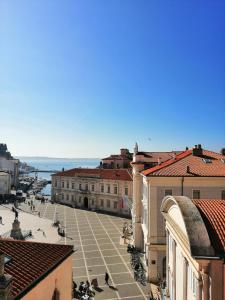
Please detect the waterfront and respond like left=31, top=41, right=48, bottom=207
left=19, top=157, right=100, bottom=195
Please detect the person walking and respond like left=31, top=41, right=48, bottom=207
left=105, top=272, right=109, bottom=285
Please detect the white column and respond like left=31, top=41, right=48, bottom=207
left=182, top=256, right=188, bottom=300
left=172, top=239, right=176, bottom=300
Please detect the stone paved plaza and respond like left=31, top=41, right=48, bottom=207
left=3, top=199, right=152, bottom=299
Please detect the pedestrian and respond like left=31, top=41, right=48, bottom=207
left=105, top=272, right=109, bottom=285
left=38, top=212, right=41, bottom=217
left=0, top=216, right=2, bottom=224
left=86, top=280, right=90, bottom=290
left=91, top=278, right=98, bottom=289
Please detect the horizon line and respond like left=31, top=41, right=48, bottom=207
left=16, top=156, right=101, bottom=160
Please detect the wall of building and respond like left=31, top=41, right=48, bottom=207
left=0, top=158, right=19, bottom=187
left=51, top=175, right=132, bottom=216
left=21, top=256, right=72, bottom=300
left=0, top=173, right=11, bottom=195
left=138, top=176, right=225, bottom=282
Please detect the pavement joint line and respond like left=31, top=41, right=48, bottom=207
left=97, top=214, right=148, bottom=300
left=73, top=208, right=91, bottom=284
left=84, top=212, right=121, bottom=300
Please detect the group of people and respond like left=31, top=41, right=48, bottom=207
left=73, top=273, right=110, bottom=299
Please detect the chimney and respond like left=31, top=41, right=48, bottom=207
left=186, top=166, right=190, bottom=173
left=158, top=157, right=161, bottom=165
left=192, top=144, right=203, bottom=156
left=0, top=253, right=13, bottom=300
left=186, top=146, right=189, bottom=150
left=221, top=148, right=225, bottom=156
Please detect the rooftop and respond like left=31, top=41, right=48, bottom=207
left=193, top=199, right=225, bottom=255
left=142, top=148, right=225, bottom=177
left=53, top=168, right=133, bottom=181
left=1, top=238, right=73, bottom=299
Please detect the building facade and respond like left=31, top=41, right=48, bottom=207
left=161, top=196, right=225, bottom=300
left=100, top=148, right=133, bottom=169
left=0, top=172, right=11, bottom=196
left=52, top=168, right=133, bottom=216
left=132, top=144, right=225, bottom=282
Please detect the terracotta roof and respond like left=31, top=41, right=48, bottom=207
left=193, top=199, right=225, bottom=255
left=142, top=149, right=225, bottom=177
left=0, top=239, right=73, bottom=299
left=53, top=168, right=132, bottom=181
left=102, top=154, right=131, bottom=161
left=136, top=151, right=181, bottom=161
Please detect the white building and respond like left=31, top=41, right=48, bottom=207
left=0, top=157, right=19, bottom=188
left=52, top=168, right=133, bottom=216
left=161, top=196, right=225, bottom=300
left=0, top=172, right=11, bottom=196
left=131, top=144, right=225, bottom=282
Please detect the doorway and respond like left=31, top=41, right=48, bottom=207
left=84, top=197, right=88, bottom=209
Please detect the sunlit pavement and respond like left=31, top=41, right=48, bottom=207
left=10, top=198, right=152, bottom=299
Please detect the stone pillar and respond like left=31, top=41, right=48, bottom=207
left=182, top=256, right=188, bottom=300
left=0, top=254, right=13, bottom=300
left=172, top=239, right=176, bottom=300
left=201, top=264, right=210, bottom=300
left=10, top=219, right=23, bottom=240
left=132, top=163, right=144, bottom=250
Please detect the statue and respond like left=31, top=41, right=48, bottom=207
left=14, top=210, right=18, bottom=220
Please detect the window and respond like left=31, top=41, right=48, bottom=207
left=101, top=184, right=104, bottom=193
left=114, top=185, right=118, bottom=194
left=222, top=190, right=225, bottom=200
left=66, top=194, right=69, bottom=201
left=55, top=180, right=57, bottom=188
left=79, top=196, right=82, bottom=203
left=62, top=181, right=64, bottom=188
left=114, top=201, right=117, bottom=209
left=165, top=189, right=172, bottom=196
left=125, top=187, right=128, bottom=196
left=91, top=184, right=95, bottom=191
left=107, top=184, right=110, bottom=193
left=71, top=195, right=74, bottom=201
left=92, top=199, right=94, bottom=205
left=85, top=184, right=88, bottom=191
left=100, top=199, right=104, bottom=207
left=67, top=182, right=69, bottom=189
left=79, top=183, right=82, bottom=190
left=193, top=190, right=200, bottom=199
left=62, top=193, right=64, bottom=200
left=72, top=182, right=74, bottom=189
left=202, top=158, right=212, bottom=163
left=107, top=200, right=110, bottom=208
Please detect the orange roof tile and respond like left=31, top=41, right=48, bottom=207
left=193, top=199, right=225, bottom=254
left=53, top=168, right=132, bottom=181
left=0, top=239, right=73, bottom=299
left=142, top=149, right=225, bottom=177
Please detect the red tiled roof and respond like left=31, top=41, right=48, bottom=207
left=53, top=168, right=132, bottom=181
left=193, top=199, right=225, bottom=254
left=0, top=239, right=73, bottom=299
left=142, top=149, right=225, bottom=177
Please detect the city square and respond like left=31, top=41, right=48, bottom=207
left=0, top=199, right=152, bottom=300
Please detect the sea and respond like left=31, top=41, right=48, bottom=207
left=18, top=158, right=100, bottom=195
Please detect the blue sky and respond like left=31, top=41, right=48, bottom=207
left=0, top=0, right=225, bottom=157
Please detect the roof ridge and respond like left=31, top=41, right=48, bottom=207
left=142, top=149, right=192, bottom=176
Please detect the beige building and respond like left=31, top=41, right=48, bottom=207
left=161, top=196, right=225, bottom=300
left=100, top=148, right=132, bottom=169
left=0, top=171, right=11, bottom=196
left=52, top=168, right=133, bottom=216
left=132, top=144, right=225, bottom=282
left=0, top=239, right=74, bottom=300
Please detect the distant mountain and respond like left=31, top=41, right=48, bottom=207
left=16, top=156, right=100, bottom=160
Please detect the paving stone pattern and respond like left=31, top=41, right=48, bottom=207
left=25, top=200, right=151, bottom=300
